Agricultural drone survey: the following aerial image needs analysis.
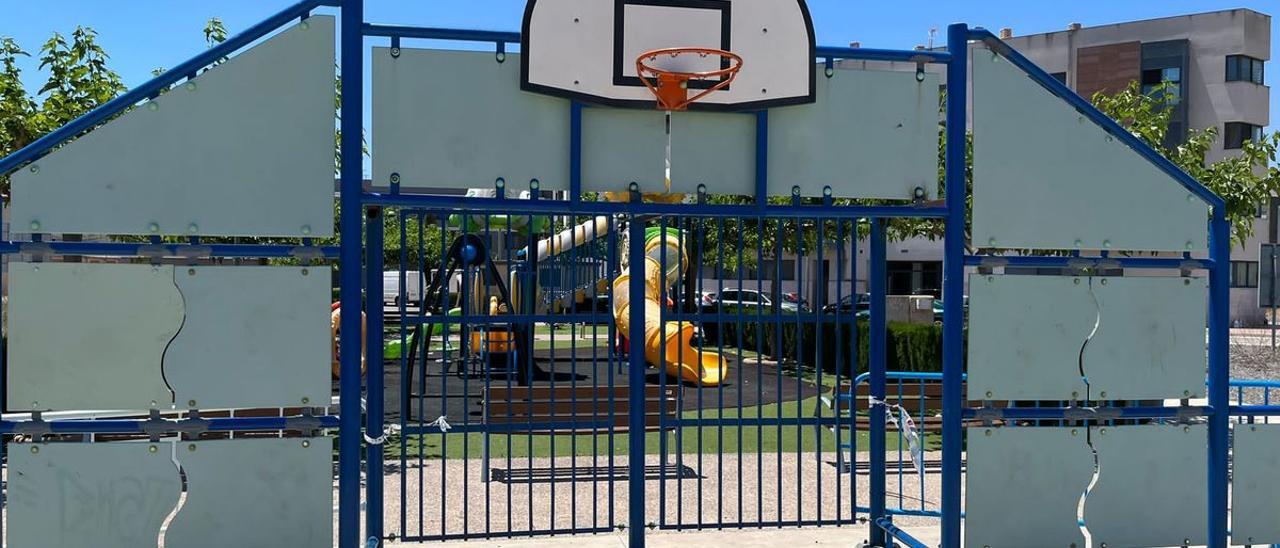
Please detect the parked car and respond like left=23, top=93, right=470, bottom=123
left=822, top=293, right=870, bottom=315
left=781, top=292, right=812, bottom=312
left=931, top=297, right=969, bottom=324
left=698, top=290, right=718, bottom=307
left=716, top=289, right=803, bottom=313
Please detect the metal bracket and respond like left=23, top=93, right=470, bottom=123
left=293, top=409, right=326, bottom=437
left=978, top=256, right=1009, bottom=268
left=174, top=245, right=214, bottom=259
left=138, top=244, right=171, bottom=258
left=972, top=406, right=1002, bottom=423
left=290, top=245, right=327, bottom=262
left=19, top=242, right=54, bottom=257
left=14, top=412, right=52, bottom=438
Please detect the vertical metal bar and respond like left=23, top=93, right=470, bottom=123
left=755, top=111, right=769, bottom=206
left=365, top=206, right=386, bottom=543
left=1207, top=210, right=1230, bottom=548
left=398, top=213, right=409, bottom=540
left=628, top=216, right=648, bottom=547
left=337, top=0, right=364, bottom=545
left=941, top=22, right=969, bottom=548
left=868, top=219, right=888, bottom=546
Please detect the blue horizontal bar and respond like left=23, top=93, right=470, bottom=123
left=401, top=526, right=616, bottom=543
left=967, top=254, right=1213, bottom=270
left=1232, top=405, right=1280, bottom=417
left=970, top=28, right=1225, bottom=211
left=362, top=23, right=520, bottom=44
left=876, top=517, right=932, bottom=548
left=0, top=0, right=333, bottom=175
left=402, top=420, right=619, bottom=435
left=664, top=417, right=842, bottom=428
left=403, top=312, right=606, bottom=326
left=816, top=46, right=951, bottom=64
left=0, top=415, right=339, bottom=435
left=365, top=193, right=948, bottom=219
left=0, top=241, right=338, bottom=259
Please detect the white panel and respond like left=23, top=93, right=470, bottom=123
left=373, top=49, right=569, bottom=191
left=581, top=108, right=755, bottom=195
left=8, top=263, right=180, bottom=411
left=165, top=438, right=333, bottom=548
left=972, top=48, right=1207, bottom=251
left=167, top=266, right=330, bottom=409
left=1085, top=424, right=1207, bottom=547
left=966, top=427, right=1093, bottom=548
left=966, top=275, right=1094, bottom=400
left=8, top=442, right=180, bottom=548
left=1231, top=424, right=1280, bottom=545
left=523, top=0, right=813, bottom=109
left=770, top=68, right=938, bottom=199
left=1085, top=276, right=1207, bottom=400
left=10, top=17, right=335, bottom=238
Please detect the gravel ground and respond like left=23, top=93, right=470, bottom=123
left=1229, top=335, right=1280, bottom=406
left=379, top=451, right=945, bottom=542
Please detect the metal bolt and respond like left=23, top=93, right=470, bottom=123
left=187, top=399, right=197, bottom=407
left=30, top=446, right=39, bottom=454
left=188, top=444, right=197, bottom=452
left=301, top=397, right=311, bottom=405
left=1187, top=194, right=1195, bottom=203
left=984, top=429, right=992, bottom=437
left=390, top=172, right=401, bottom=185
left=151, top=400, right=158, bottom=407
left=147, top=102, right=159, bottom=111
left=495, top=51, right=506, bottom=63
left=1100, top=391, right=1107, bottom=398
left=302, top=440, right=312, bottom=448
left=149, top=445, right=159, bottom=453
left=1252, top=426, right=1258, bottom=432
left=1183, top=390, right=1191, bottom=397
left=148, top=222, right=160, bottom=233
left=29, top=221, right=40, bottom=231
left=985, top=390, right=993, bottom=398
left=1184, top=426, right=1191, bottom=433
left=1100, top=428, right=1108, bottom=435
left=301, top=225, right=312, bottom=235
left=188, top=223, right=199, bottom=233
left=1073, top=239, right=1083, bottom=248
left=1072, top=391, right=1079, bottom=399
left=1100, top=279, right=1108, bottom=286
left=1105, top=135, right=1114, bottom=142
left=389, top=47, right=401, bottom=58
left=1071, top=429, right=1078, bottom=436
left=987, top=237, right=997, bottom=246
left=28, top=164, right=39, bottom=174
left=761, top=88, right=768, bottom=94
left=1184, top=279, right=1191, bottom=286
left=299, top=21, right=310, bottom=31
left=824, top=66, right=834, bottom=78
left=301, top=268, right=310, bottom=276
left=185, top=81, right=197, bottom=92
left=187, top=268, right=196, bottom=276
left=1073, top=278, right=1080, bottom=285
left=1103, top=240, right=1112, bottom=248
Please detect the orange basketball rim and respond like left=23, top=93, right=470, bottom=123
left=636, top=47, right=744, bottom=111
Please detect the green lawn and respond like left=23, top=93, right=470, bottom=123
left=384, top=397, right=941, bottom=459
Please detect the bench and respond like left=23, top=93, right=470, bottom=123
left=482, top=385, right=678, bottom=482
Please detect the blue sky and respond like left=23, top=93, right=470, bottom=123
left=2, top=0, right=1277, bottom=175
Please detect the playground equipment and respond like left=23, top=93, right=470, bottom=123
left=612, top=227, right=726, bottom=386
left=0, top=1, right=1263, bottom=547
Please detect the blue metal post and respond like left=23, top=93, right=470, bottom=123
left=365, top=207, right=385, bottom=545
left=1207, top=210, right=1230, bottom=548
left=570, top=101, right=583, bottom=202
left=868, top=219, right=888, bottom=546
left=627, top=216, right=648, bottom=546
left=755, top=111, right=769, bottom=206
left=339, top=0, right=364, bottom=546
left=941, top=22, right=969, bottom=548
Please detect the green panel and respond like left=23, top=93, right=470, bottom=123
left=1232, top=424, right=1280, bottom=545
left=373, top=49, right=569, bottom=191
left=1085, top=276, right=1207, bottom=400
left=972, top=48, right=1207, bottom=251
left=166, top=266, right=331, bottom=409
left=581, top=108, right=756, bottom=196
left=966, top=427, right=1092, bottom=548
left=1085, top=424, right=1207, bottom=547
left=966, top=275, right=1094, bottom=401
left=770, top=68, right=938, bottom=200
left=164, top=438, right=333, bottom=548
left=10, top=17, right=335, bottom=238
left=8, top=442, right=180, bottom=548
left=8, top=263, right=181, bottom=411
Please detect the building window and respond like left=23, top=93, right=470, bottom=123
left=1226, top=55, right=1265, bottom=85
left=1141, top=41, right=1189, bottom=146
left=1141, top=66, right=1182, bottom=105
left=1225, top=122, right=1264, bottom=150
left=1231, top=261, right=1259, bottom=288
left=1050, top=72, right=1067, bottom=85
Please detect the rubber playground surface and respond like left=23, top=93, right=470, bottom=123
left=380, top=346, right=825, bottom=426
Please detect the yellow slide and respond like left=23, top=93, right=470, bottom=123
left=611, top=229, right=727, bottom=386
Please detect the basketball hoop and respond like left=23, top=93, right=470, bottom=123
left=636, top=47, right=744, bottom=111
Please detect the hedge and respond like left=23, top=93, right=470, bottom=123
left=703, top=314, right=957, bottom=375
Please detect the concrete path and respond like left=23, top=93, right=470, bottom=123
left=384, top=526, right=941, bottom=547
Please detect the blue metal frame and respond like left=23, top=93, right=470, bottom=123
left=0, top=8, right=1236, bottom=548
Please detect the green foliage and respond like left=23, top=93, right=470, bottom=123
left=381, top=208, right=445, bottom=271
left=1092, top=81, right=1280, bottom=248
